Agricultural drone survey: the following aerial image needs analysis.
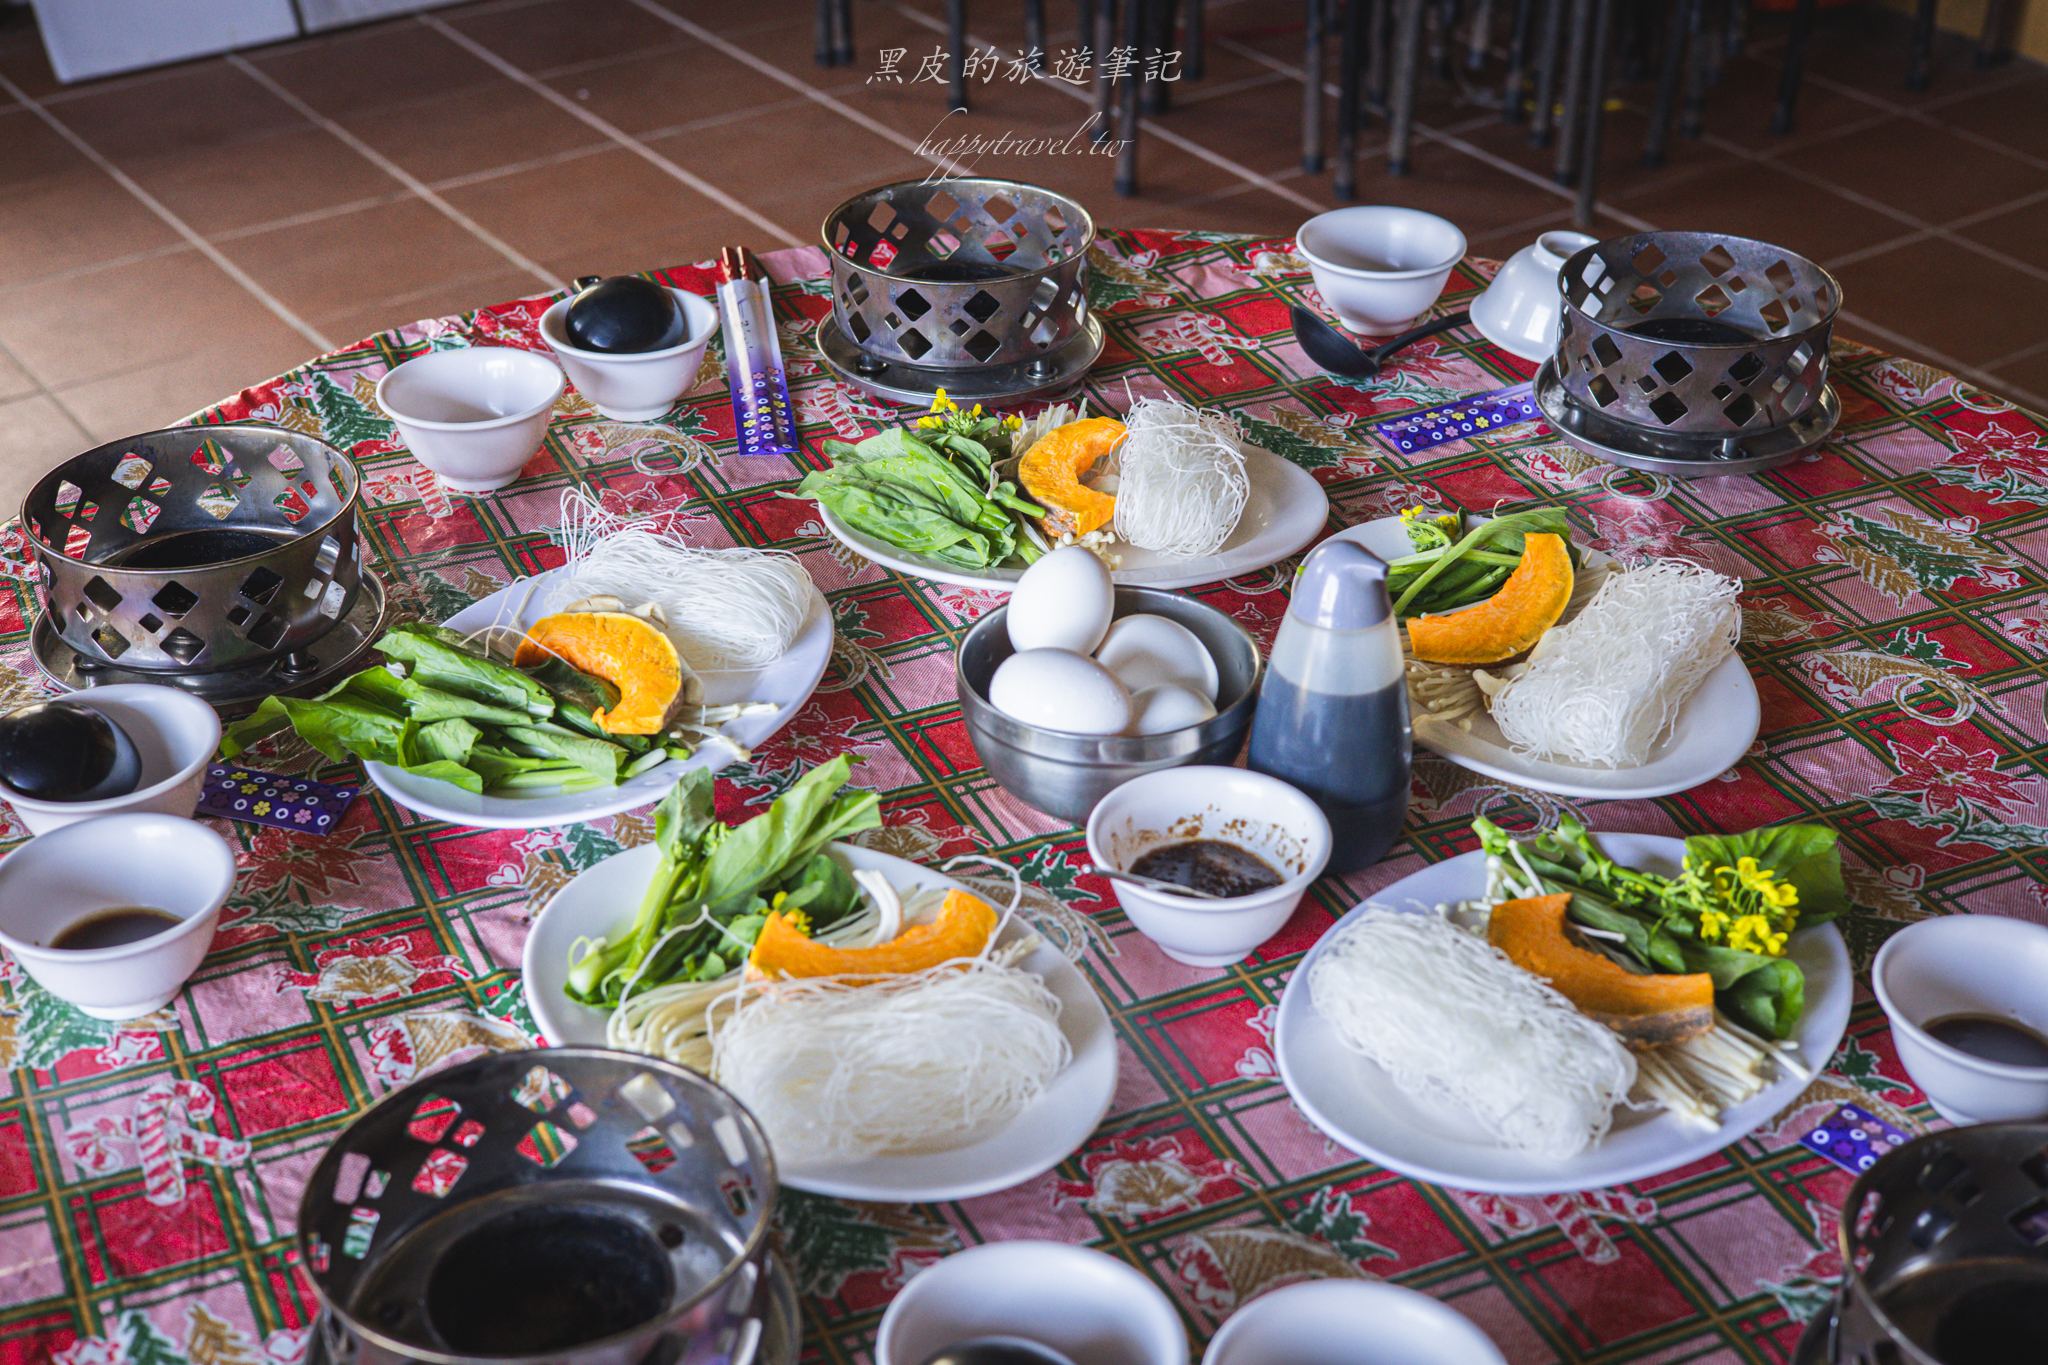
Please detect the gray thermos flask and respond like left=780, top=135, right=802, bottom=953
left=1245, top=538, right=1412, bottom=874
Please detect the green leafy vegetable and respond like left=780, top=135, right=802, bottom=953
left=1475, top=814, right=1850, bottom=1039
left=564, top=755, right=882, bottom=1005
left=218, top=621, right=707, bottom=796
left=1387, top=507, right=1580, bottom=619
left=797, top=424, right=1047, bottom=570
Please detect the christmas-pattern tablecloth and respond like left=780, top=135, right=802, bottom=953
left=3, top=229, right=2046, bottom=1365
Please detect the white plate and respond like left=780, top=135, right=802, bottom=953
left=818, top=445, right=1328, bottom=592
left=1336, top=515, right=1761, bottom=800
left=524, top=841, right=1118, bottom=1203
left=1274, top=835, right=1850, bottom=1195
left=363, top=568, right=833, bottom=830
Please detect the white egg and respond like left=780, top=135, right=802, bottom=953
left=1094, top=614, right=1221, bottom=701
left=1006, top=546, right=1114, bottom=655
left=1127, top=683, right=1218, bottom=735
left=989, top=649, right=1132, bottom=734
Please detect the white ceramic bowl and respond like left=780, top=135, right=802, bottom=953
left=539, top=287, right=720, bottom=422
left=876, top=1241, right=1186, bottom=1365
left=0, top=813, right=237, bottom=1019
left=375, top=345, right=565, bottom=493
left=1086, top=765, right=1333, bottom=968
left=0, top=685, right=220, bottom=836
left=1204, top=1280, right=1507, bottom=1365
left=1873, top=915, right=2048, bottom=1124
left=1296, top=206, right=1467, bottom=334
left=1469, top=229, right=1597, bottom=363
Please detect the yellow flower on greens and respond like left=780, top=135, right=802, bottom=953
left=1699, top=908, right=1730, bottom=942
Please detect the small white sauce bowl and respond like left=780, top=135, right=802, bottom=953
left=1204, top=1279, right=1507, bottom=1365
left=876, top=1241, right=1186, bottom=1365
left=1086, top=765, right=1332, bottom=968
left=539, top=287, right=720, bottom=423
left=0, top=685, right=220, bottom=836
left=1469, top=229, right=1598, bottom=363
left=0, top=812, right=237, bottom=1019
left=1297, top=206, right=1467, bottom=334
left=1873, top=914, right=2048, bottom=1124
left=375, top=345, right=565, bottom=493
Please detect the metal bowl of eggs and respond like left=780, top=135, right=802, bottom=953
left=957, top=554, right=1262, bottom=823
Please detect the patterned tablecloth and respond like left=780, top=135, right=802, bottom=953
left=3, top=227, right=2046, bottom=1365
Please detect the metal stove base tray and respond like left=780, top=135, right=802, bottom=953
left=1791, top=1307, right=1832, bottom=1364
left=1535, top=360, right=1841, bottom=478
left=303, top=1253, right=801, bottom=1365
left=816, top=312, right=1104, bottom=407
left=30, top=572, right=387, bottom=716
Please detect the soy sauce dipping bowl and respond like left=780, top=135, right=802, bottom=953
left=0, top=812, right=236, bottom=1019
left=0, top=685, right=220, bottom=836
left=957, top=587, right=1261, bottom=824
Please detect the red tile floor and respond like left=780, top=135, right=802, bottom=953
left=1, top=0, right=2044, bottom=512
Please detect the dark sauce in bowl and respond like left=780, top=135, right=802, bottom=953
left=49, top=907, right=182, bottom=950
left=1130, top=840, right=1283, bottom=899
left=1922, top=1012, right=2048, bottom=1068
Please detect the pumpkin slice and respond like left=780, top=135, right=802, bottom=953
left=1408, top=532, right=1575, bottom=665
left=1018, top=417, right=1124, bottom=538
left=749, top=889, right=998, bottom=979
left=1487, top=892, right=1714, bottom=1048
left=513, top=611, right=681, bottom=736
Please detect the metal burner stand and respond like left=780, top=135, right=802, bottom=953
left=302, top=1255, right=801, bottom=1365
left=1536, top=361, right=1840, bottom=477
left=30, top=572, right=387, bottom=715
left=816, top=312, right=1103, bottom=407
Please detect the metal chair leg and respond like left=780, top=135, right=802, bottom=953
left=1679, top=0, right=1709, bottom=136
left=1644, top=0, right=1693, bottom=166
left=1907, top=0, right=1937, bottom=88
left=1336, top=0, right=1367, bottom=198
left=1186, top=0, right=1206, bottom=78
left=1116, top=0, right=1144, bottom=194
left=1503, top=0, right=1535, bottom=120
left=1529, top=0, right=1566, bottom=146
left=1575, top=0, right=1615, bottom=227
left=1552, top=0, right=1593, bottom=184
left=1368, top=0, right=1391, bottom=105
left=814, top=0, right=834, bottom=65
left=833, top=0, right=853, bottom=64
left=1304, top=0, right=1326, bottom=172
left=1771, top=0, right=1816, bottom=135
left=1094, top=0, right=1117, bottom=140
left=1026, top=0, right=1047, bottom=65
left=1978, top=0, right=2011, bottom=64
left=1469, top=0, right=1494, bottom=70
left=948, top=0, right=969, bottom=108
left=1144, top=0, right=1173, bottom=113
left=1388, top=0, right=1427, bottom=175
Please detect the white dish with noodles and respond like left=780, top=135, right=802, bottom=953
left=1273, top=834, right=1849, bottom=1195
left=1335, top=515, right=1759, bottom=801
left=524, top=841, right=1118, bottom=1203
left=363, top=565, right=832, bottom=829
left=817, top=443, right=1328, bottom=593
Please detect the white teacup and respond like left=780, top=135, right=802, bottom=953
left=0, top=813, right=237, bottom=1019
left=1204, top=1280, right=1507, bottom=1365
left=376, top=346, right=565, bottom=494
left=1296, top=206, right=1467, bottom=334
left=540, top=287, right=720, bottom=423
left=1469, top=229, right=1598, bottom=363
left=876, top=1241, right=1186, bottom=1365
left=1086, top=765, right=1332, bottom=968
left=0, top=685, right=219, bottom=836
left=1873, top=915, right=2048, bottom=1124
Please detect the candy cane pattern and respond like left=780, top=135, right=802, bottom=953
left=1455, top=1188, right=1658, bottom=1265
left=62, top=1079, right=253, bottom=1206
left=1129, top=312, right=1253, bottom=368
left=805, top=381, right=891, bottom=439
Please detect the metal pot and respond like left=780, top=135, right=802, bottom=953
left=1797, top=1119, right=2048, bottom=1363
left=22, top=424, right=364, bottom=674
left=298, top=1048, right=778, bottom=1365
left=958, top=586, right=1262, bottom=823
